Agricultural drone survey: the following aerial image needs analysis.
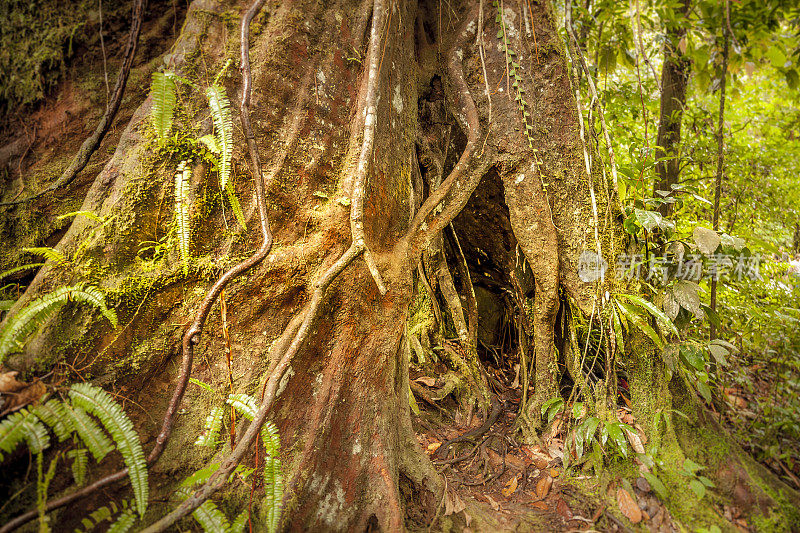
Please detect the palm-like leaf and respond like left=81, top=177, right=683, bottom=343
left=151, top=72, right=176, bottom=144
left=206, top=84, right=233, bottom=191
left=174, top=161, right=192, bottom=276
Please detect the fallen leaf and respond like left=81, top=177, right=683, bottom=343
left=530, top=500, right=549, bottom=511
left=414, top=376, right=436, bottom=387
left=427, top=442, right=442, bottom=453
left=624, top=427, right=645, bottom=454
left=549, top=468, right=560, bottom=478
left=0, top=380, right=46, bottom=414
left=556, top=498, right=573, bottom=519
left=0, top=371, right=27, bottom=394
left=485, top=494, right=500, bottom=511
left=502, top=476, right=519, bottom=498
left=445, top=492, right=466, bottom=516
left=616, top=488, right=642, bottom=524
left=536, top=475, right=552, bottom=499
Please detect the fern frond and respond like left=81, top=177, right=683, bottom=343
left=175, top=161, right=192, bottom=276
left=198, top=134, right=221, bottom=156
left=63, top=405, right=114, bottom=462
left=32, top=399, right=74, bottom=441
left=225, top=181, right=247, bottom=230
left=69, top=383, right=149, bottom=517
left=68, top=447, right=89, bottom=486
left=226, top=393, right=257, bottom=420
left=0, top=284, right=117, bottom=363
left=151, top=72, right=176, bottom=145
left=106, top=509, right=136, bottom=533
left=261, top=421, right=282, bottom=533
left=22, top=247, right=68, bottom=267
left=231, top=510, right=249, bottom=533
left=206, top=84, right=233, bottom=191
left=56, top=210, right=106, bottom=224
left=0, top=409, right=50, bottom=460
left=0, top=263, right=44, bottom=281
left=193, top=498, right=233, bottom=533
left=195, top=405, right=224, bottom=447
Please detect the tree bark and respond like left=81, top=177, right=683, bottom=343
left=653, top=0, right=691, bottom=216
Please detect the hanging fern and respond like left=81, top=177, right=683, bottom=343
left=0, top=284, right=118, bottom=363
left=76, top=500, right=135, bottom=533
left=206, top=83, right=233, bottom=191
left=63, top=404, right=115, bottom=462
left=195, top=404, right=224, bottom=447
left=225, top=181, right=247, bottom=230
left=69, top=383, right=149, bottom=517
left=0, top=409, right=49, bottom=460
left=150, top=72, right=176, bottom=145
left=36, top=451, right=59, bottom=533
left=175, top=160, right=192, bottom=276
left=68, top=447, right=89, bottom=486
left=224, top=393, right=283, bottom=533
left=33, top=399, right=75, bottom=441
left=0, top=262, right=45, bottom=281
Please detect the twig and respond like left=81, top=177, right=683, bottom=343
left=0, top=0, right=146, bottom=207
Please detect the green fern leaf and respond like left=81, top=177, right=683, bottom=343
left=151, top=72, right=176, bottom=145
left=106, top=509, right=136, bottom=533
left=23, top=247, right=68, bottom=266
left=68, top=447, right=89, bottom=486
left=226, top=393, right=257, bottom=420
left=56, top=210, right=106, bottom=224
left=230, top=510, right=249, bottom=533
left=69, top=383, right=149, bottom=517
left=261, top=421, right=282, bottom=533
left=206, top=84, right=233, bottom=191
left=0, top=263, right=44, bottom=281
left=195, top=405, right=224, bottom=447
left=63, top=405, right=114, bottom=462
left=0, top=285, right=117, bottom=363
left=36, top=452, right=59, bottom=533
left=175, top=161, right=192, bottom=276
left=32, top=399, right=74, bottom=441
left=225, top=181, right=247, bottom=230
left=0, top=409, right=49, bottom=460
left=193, top=498, right=232, bottom=533
left=75, top=501, right=131, bottom=533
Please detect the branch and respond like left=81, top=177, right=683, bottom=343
left=405, top=8, right=489, bottom=258
left=1, top=0, right=147, bottom=207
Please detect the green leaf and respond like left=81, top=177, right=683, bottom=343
left=206, top=84, right=233, bottom=191
left=683, top=458, right=704, bottom=474
left=605, top=422, right=627, bottom=457
left=616, top=301, right=663, bottom=349
left=64, top=405, right=115, bottom=462
left=0, top=409, right=49, bottom=460
left=175, top=161, right=192, bottom=276
left=617, top=294, right=679, bottom=336
left=689, top=478, right=706, bottom=499
left=642, top=472, right=668, bottom=500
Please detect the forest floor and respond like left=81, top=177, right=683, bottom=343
left=408, top=360, right=680, bottom=533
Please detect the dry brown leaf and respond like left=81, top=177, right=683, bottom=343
left=530, top=500, right=549, bottom=511
left=414, top=376, right=436, bottom=387
left=427, top=442, right=442, bottom=453
left=624, top=427, right=645, bottom=454
left=616, top=488, right=642, bottom=524
left=444, top=492, right=466, bottom=516
left=1, top=380, right=46, bottom=414
left=550, top=468, right=560, bottom=478
left=501, top=476, right=519, bottom=498
left=485, top=494, right=500, bottom=511
left=556, top=498, right=573, bottom=519
left=536, top=475, right=552, bottom=500
left=0, top=371, right=27, bottom=394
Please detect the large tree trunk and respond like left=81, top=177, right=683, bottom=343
left=2, top=0, right=798, bottom=531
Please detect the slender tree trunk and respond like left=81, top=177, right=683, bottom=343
left=653, top=0, right=691, bottom=216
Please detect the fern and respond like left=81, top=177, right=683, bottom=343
left=68, top=447, right=89, bottom=486
left=63, top=404, right=115, bottom=461
left=206, top=84, right=233, bottom=191
left=56, top=210, right=106, bottom=224
left=230, top=510, right=249, bottom=533
left=225, top=394, right=282, bottom=533
left=33, top=399, right=75, bottom=441
left=106, top=509, right=136, bottom=533
left=151, top=72, right=176, bottom=145
left=76, top=500, right=135, bottom=533
left=0, top=263, right=44, bottom=281
left=225, top=181, right=247, bottom=229
left=36, top=452, right=59, bottom=533
left=0, top=409, right=49, bottom=460
left=22, top=247, right=68, bottom=266
left=175, top=161, right=192, bottom=276
left=195, top=405, right=224, bottom=447
left=69, top=383, right=149, bottom=517
left=0, top=284, right=117, bottom=363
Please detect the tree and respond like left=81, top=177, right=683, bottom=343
left=1, top=0, right=798, bottom=530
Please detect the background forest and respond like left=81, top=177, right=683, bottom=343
left=0, top=0, right=799, bottom=531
